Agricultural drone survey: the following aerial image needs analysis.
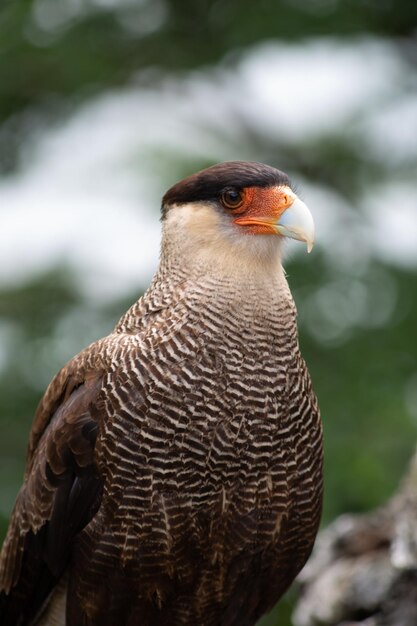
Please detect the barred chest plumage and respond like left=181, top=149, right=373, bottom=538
left=0, top=162, right=322, bottom=626
left=69, top=268, right=322, bottom=626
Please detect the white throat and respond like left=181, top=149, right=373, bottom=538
left=161, top=202, right=285, bottom=286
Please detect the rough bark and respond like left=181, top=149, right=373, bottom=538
left=294, top=448, right=417, bottom=626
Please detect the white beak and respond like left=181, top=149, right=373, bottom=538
left=275, top=196, right=315, bottom=253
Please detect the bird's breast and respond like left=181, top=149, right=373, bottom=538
left=71, top=286, right=322, bottom=625
left=97, top=297, right=313, bottom=547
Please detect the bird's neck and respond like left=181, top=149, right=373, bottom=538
left=160, top=210, right=287, bottom=282
left=116, top=224, right=295, bottom=335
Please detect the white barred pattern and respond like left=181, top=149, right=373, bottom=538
left=68, top=234, right=323, bottom=625
left=0, top=190, right=323, bottom=626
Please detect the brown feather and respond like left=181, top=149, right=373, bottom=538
left=0, top=368, right=104, bottom=624
left=0, top=164, right=322, bottom=625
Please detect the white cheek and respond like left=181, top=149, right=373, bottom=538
left=163, top=201, right=283, bottom=277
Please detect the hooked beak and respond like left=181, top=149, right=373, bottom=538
left=275, top=195, right=315, bottom=253
left=234, top=186, right=315, bottom=253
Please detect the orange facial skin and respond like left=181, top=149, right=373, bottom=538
left=231, top=186, right=296, bottom=235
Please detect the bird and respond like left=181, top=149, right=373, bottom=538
left=0, top=161, right=323, bottom=626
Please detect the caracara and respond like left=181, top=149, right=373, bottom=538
left=0, top=161, right=323, bottom=626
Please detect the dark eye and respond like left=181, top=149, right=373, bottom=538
left=221, top=188, right=244, bottom=210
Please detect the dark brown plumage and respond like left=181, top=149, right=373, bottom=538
left=161, top=161, right=290, bottom=217
left=0, top=161, right=322, bottom=626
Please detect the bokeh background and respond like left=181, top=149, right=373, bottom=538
left=1, top=1, right=417, bottom=624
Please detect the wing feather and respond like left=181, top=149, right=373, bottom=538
left=0, top=361, right=105, bottom=625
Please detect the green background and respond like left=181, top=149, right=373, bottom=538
left=1, top=1, right=417, bottom=624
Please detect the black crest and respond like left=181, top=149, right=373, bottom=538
left=161, top=161, right=291, bottom=218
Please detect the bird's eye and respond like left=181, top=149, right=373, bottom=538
left=221, top=188, right=244, bottom=210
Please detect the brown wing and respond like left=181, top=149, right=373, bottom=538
left=0, top=361, right=105, bottom=626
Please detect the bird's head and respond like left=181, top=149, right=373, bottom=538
left=161, top=161, right=314, bottom=274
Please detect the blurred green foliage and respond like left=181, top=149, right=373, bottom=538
left=1, top=1, right=417, bottom=625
